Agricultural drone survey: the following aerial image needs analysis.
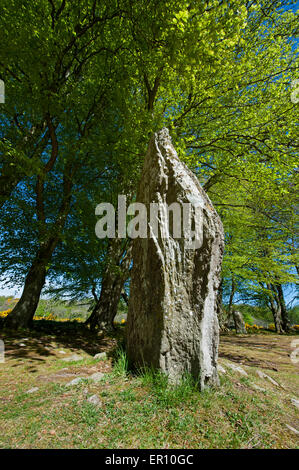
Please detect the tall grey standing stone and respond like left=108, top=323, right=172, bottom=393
left=233, top=310, right=247, bottom=334
left=126, top=128, right=224, bottom=389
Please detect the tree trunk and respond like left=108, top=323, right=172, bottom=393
left=224, top=275, right=235, bottom=330
left=267, top=283, right=284, bottom=334
left=276, top=283, right=290, bottom=333
left=271, top=303, right=284, bottom=334
left=3, top=116, right=72, bottom=330
left=87, top=272, right=127, bottom=332
left=86, top=241, right=131, bottom=332
left=217, top=278, right=226, bottom=332
left=228, top=276, right=236, bottom=315
left=4, top=242, right=56, bottom=329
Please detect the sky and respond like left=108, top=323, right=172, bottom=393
left=0, top=285, right=22, bottom=297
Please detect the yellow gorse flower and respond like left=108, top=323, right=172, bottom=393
left=0, top=308, right=12, bottom=318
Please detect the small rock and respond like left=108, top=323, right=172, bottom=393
left=94, top=352, right=107, bottom=360
left=66, top=377, right=84, bottom=387
left=226, top=362, right=248, bottom=376
left=64, top=354, right=84, bottom=362
left=286, top=424, right=299, bottom=435
left=51, top=372, right=77, bottom=378
left=291, top=398, right=299, bottom=409
left=87, top=394, right=101, bottom=406
left=19, top=343, right=26, bottom=347
left=89, top=372, right=105, bottom=383
left=252, top=384, right=266, bottom=392
left=256, top=370, right=280, bottom=387
left=217, top=365, right=226, bottom=374
left=26, top=387, right=39, bottom=394
left=58, top=350, right=66, bottom=355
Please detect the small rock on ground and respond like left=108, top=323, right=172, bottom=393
left=286, top=424, right=299, bottom=435
left=64, top=354, right=84, bottom=362
left=66, top=377, right=85, bottom=387
left=87, top=394, right=101, bottom=406
left=89, top=372, right=105, bottom=383
left=291, top=398, right=299, bottom=409
left=225, top=362, right=248, bottom=376
left=251, top=384, right=266, bottom=392
left=94, top=352, right=107, bottom=360
left=218, top=365, right=226, bottom=374
left=26, top=387, right=39, bottom=394
left=256, top=370, right=281, bottom=387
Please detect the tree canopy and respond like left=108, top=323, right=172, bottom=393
left=0, top=0, right=298, bottom=331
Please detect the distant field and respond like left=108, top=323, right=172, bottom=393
left=0, top=296, right=128, bottom=324
left=1, top=297, right=298, bottom=332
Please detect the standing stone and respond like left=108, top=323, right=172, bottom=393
left=233, top=310, right=247, bottom=334
left=126, top=128, right=224, bottom=389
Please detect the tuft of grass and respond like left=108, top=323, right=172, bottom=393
left=138, top=367, right=200, bottom=408
left=112, top=347, right=129, bottom=376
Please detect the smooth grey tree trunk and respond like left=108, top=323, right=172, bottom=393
left=86, top=242, right=131, bottom=331
left=4, top=243, right=55, bottom=329
left=268, top=283, right=284, bottom=334
left=276, top=283, right=290, bottom=333
left=86, top=273, right=127, bottom=332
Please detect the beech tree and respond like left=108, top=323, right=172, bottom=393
left=1, top=0, right=246, bottom=329
left=0, top=0, right=298, bottom=331
left=0, top=0, right=128, bottom=328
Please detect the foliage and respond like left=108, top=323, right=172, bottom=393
left=0, top=1, right=298, bottom=327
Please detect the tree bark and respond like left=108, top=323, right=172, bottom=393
left=217, top=278, right=226, bottom=332
left=267, top=283, right=284, bottom=334
left=276, top=283, right=290, bottom=333
left=87, top=271, right=127, bottom=332
left=86, top=241, right=131, bottom=332
left=4, top=241, right=56, bottom=329
left=3, top=133, right=73, bottom=330
left=224, top=275, right=236, bottom=330
left=228, top=276, right=236, bottom=315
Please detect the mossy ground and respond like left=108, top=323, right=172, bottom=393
left=0, top=323, right=298, bottom=449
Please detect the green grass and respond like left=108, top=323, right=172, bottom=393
left=0, top=326, right=298, bottom=449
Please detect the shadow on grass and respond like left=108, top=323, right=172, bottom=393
left=0, top=319, right=122, bottom=365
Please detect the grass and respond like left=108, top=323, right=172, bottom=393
left=0, top=322, right=298, bottom=449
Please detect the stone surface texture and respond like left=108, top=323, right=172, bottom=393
left=126, top=128, right=224, bottom=389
